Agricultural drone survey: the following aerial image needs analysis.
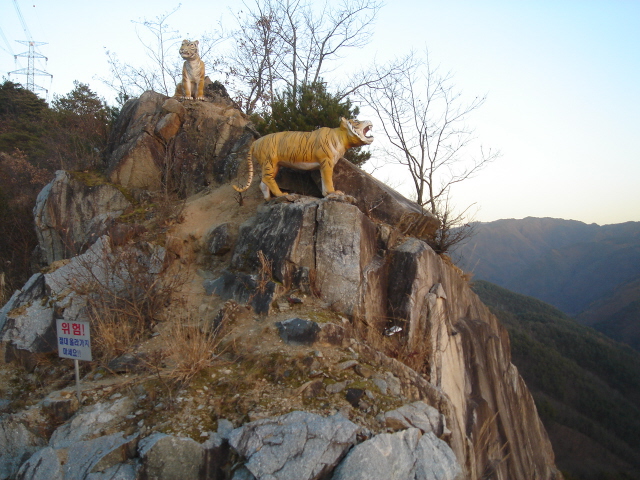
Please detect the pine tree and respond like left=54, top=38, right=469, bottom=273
left=255, top=82, right=371, bottom=167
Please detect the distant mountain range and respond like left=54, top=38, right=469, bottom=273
left=454, top=217, right=640, bottom=350
left=472, top=280, right=640, bottom=479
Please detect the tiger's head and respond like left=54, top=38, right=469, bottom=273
left=341, top=117, right=374, bottom=146
left=179, top=40, right=200, bottom=60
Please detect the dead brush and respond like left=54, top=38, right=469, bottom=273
left=476, top=412, right=511, bottom=479
left=163, top=311, right=232, bottom=386
left=68, top=238, right=188, bottom=364
left=353, top=315, right=432, bottom=378
left=256, top=250, right=273, bottom=294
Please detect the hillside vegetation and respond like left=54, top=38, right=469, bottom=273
left=473, top=280, right=640, bottom=480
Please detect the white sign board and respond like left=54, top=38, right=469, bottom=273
left=56, top=320, right=92, bottom=361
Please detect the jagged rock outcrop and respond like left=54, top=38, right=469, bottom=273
left=34, top=170, right=131, bottom=265
left=14, top=397, right=139, bottom=480
left=105, top=86, right=256, bottom=196
left=331, top=158, right=440, bottom=240
left=208, top=196, right=387, bottom=321
left=206, top=196, right=561, bottom=480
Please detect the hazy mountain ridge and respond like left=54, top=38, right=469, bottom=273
left=454, top=217, right=640, bottom=350
left=472, top=280, right=640, bottom=479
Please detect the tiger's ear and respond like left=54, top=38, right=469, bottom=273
left=194, top=40, right=199, bottom=47
left=340, top=117, right=348, bottom=126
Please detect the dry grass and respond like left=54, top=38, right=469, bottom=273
left=476, top=412, right=510, bottom=480
left=163, top=315, right=226, bottom=385
left=163, top=301, right=239, bottom=386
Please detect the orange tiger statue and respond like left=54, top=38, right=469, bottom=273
left=234, top=117, right=373, bottom=200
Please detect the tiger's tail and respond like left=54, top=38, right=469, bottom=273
left=233, top=148, right=254, bottom=193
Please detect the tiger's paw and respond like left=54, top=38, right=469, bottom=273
left=326, top=191, right=356, bottom=204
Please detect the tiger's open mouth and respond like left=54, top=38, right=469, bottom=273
left=360, top=122, right=374, bottom=144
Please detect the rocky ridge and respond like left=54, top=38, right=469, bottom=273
left=0, top=89, right=561, bottom=479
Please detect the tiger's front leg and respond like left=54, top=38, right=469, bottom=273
left=182, top=73, right=192, bottom=100
left=195, top=79, right=205, bottom=101
left=319, top=163, right=343, bottom=197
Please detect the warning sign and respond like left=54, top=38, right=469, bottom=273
left=56, top=320, right=92, bottom=361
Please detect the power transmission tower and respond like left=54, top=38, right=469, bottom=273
left=10, top=40, right=52, bottom=95
left=7, top=0, right=52, bottom=97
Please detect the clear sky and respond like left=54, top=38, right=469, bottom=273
left=1, top=0, right=639, bottom=226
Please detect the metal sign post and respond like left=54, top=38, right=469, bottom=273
left=56, top=320, right=92, bottom=404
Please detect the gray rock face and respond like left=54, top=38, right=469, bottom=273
left=332, top=428, right=463, bottom=480
left=15, top=447, right=63, bottom=480
left=49, top=397, right=135, bottom=449
left=330, top=158, right=440, bottom=240
left=63, top=433, right=138, bottom=480
left=1, top=296, right=55, bottom=359
left=138, top=433, right=204, bottom=480
left=225, top=197, right=384, bottom=319
left=206, top=222, right=237, bottom=256
left=16, top=432, right=138, bottom=480
left=217, top=196, right=561, bottom=479
left=0, top=273, right=47, bottom=346
left=0, top=415, right=46, bottom=480
left=14, top=396, right=138, bottom=480
left=204, top=270, right=280, bottom=316
left=273, top=158, right=440, bottom=240
left=228, top=411, right=360, bottom=480
left=33, top=170, right=131, bottom=265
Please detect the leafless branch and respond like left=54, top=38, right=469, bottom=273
left=356, top=49, right=501, bottom=252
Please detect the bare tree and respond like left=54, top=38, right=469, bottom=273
left=358, top=51, right=500, bottom=252
left=227, top=0, right=382, bottom=115
left=224, top=0, right=285, bottom=115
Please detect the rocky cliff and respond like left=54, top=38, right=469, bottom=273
left=0, top=90, right=561, bottom=480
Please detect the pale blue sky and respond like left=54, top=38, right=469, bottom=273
left=1, top=0, right=639, bottom=225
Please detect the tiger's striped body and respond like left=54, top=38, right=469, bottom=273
left=234, top=117, right=373, bottom=199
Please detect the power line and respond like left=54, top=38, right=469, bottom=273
left=0, top=25, right=17, bottom=56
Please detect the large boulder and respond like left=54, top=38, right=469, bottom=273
left=33, top=170, right=131, bottom=265
left=382, top=401, right=444, bottom=436
left=228, top=411, right=360, bottom=480
left=105, top=88, right=256, bottom=196
left=0, top=273, right=46, bottom=339
left=138, top=433, right=204, bottom=480
left=209, top=196, right=561, bottom=479
left=332, top=428, right=463, bottom=480
left=332, top=158, right=440, bottom=240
